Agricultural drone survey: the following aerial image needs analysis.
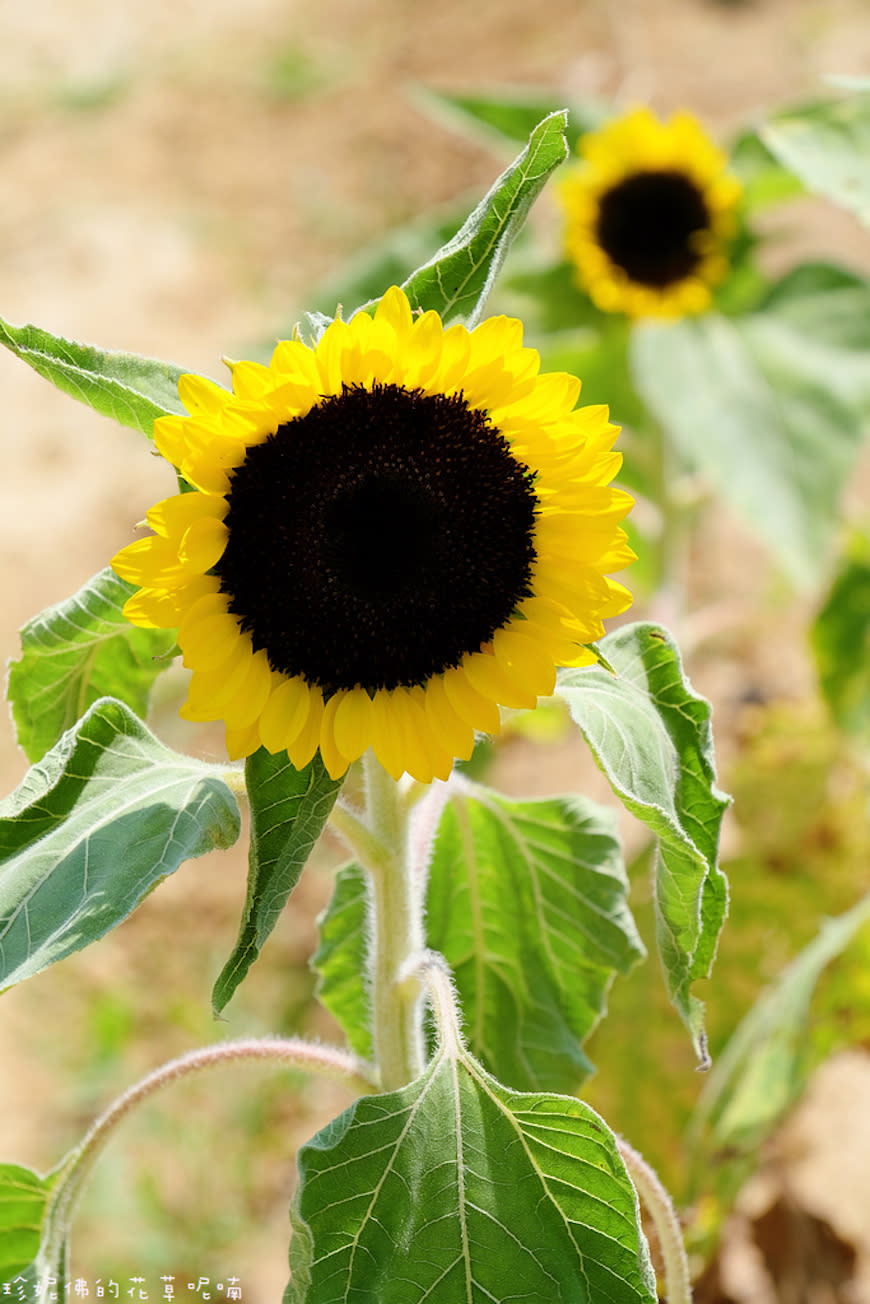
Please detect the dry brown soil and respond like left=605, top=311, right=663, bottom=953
left=2, top=0, right=870, bottom=1299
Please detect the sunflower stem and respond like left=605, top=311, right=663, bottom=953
left=37, top=1038, right=373, bottom=1280
left=361, top=752, right=427, bottom=1091
left=617, top=1138, right=693, bottom=1303
left=329, top=797, right=390, bottom=871
left=649, top=416, right=690, bottom=630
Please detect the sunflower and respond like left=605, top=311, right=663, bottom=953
left=558, top=107, right=742, bottom=319
left=111, top=287, right=633, bottom=784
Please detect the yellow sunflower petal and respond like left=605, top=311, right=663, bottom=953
left=384, top=689, right=434, bottom=784
left=319, top=693, right=351, bottom=779
left=221, top=650, right=274, bottom=731
left=368, top=688, right=407, bottom=781
left=225, top=719, right=263, bottom=761
left=406, top=686, right=454, bottom=782
left=374, top=285, right=414, bottom=341
left=178, top=516, right=228, bottom=572
left=423, top=675, right=475, bottom=762
left=258, top=676, right=315, bottom=754
left=332, top=689, right=375, bottom=764
left=463, top=647, right=538, bottom=712
left=403, top=310, right=445, bottom=388
left=180, top=640, right=254, bottom=721
left=111, top=535, right=193, bottom=590
left=112, top=283, right=633, bottom=781
left=177, top=373, right=232, bottom=418
left=178, top=592, right=241, bottom=672
left=442, top=666, right=502, bottom=736
left=492, top=626, right=557, bottom=698
left=122, top=575, right=219, bottom=629
left=286, top=687, right=325, bottom=770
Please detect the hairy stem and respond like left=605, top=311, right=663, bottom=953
left=617, top=1138, right=693, bottom=1304
left=648, top=417, right=693, bottom=632
left=41, top=1038, right=372, bottom=1275
left=361, top=752, right=427, bottom=1091
left=329, top=797, right=390, bottom=872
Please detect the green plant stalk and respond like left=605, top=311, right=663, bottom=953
left=648, top=415, right=691, bottom=628
left=617, top=1138, right=693, bottom=1304
left=37, top=1038, right=373, bottom=1281
left=361, top=752, right=427, bottom=1090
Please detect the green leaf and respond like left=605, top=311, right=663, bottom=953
left=557, top=624, right=730, bottom=1062
left=426, top=786, right=645, bottom=1091
left=287, top=1050, right=655, bottom=1303
left=357, top=111, right=569, bottom=328
left=690, top=893, right=870, bottom=1166
left=417, top=85, right=607, bottom=150
left=0, top=698, right=240, bottom=993
left=212, top=749, right=344, bottom=1014
left=0, top=316, right=187, bottom=437
left=8, top=567, right=176, bottom=764
left=811, top=531, right=870, bottom=743
left=762, top=93, right=870, bottom=226
left=729, top=126, right=805, bottom=211
left=311, top=861, right=372, bottom=1060
left=755, top=261, right=870, bottom=374
left=631, top=273, right=870, bottom=584
left=0, top=1165, right=53, bottom=1280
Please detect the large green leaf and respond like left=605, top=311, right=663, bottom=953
left=557, top=624, right=729, bottom=1062
left=357, top=111, right=569, bottom=328
left=729, top=126, right=805, bottom=211
left=313, top=789, right=646, bottom=1090
left=689, top=893, right=870, bottom=1177
left=426, top=787, right=645, bottom=1092
left=753, top=262, right=870, bottom=402
left=631, top=267, right=870, bottom=584
left=7, top=567, right=176, bottom=764
left=812, top=531, right=870, bottom=743
left=311, top=861, right=372, bottom=1061
left=0, top=316, right=187, bottom=436
left=212, top=749, right=344, bottom=1014
left=417, top=86, right=607, bottom=150
left=287, top=1048, right=655, bottom=1303
left=0, top=1165, right=53, bottom=1281
left=762, top=92, right=870, bottom=226
left=0, top=698, right=240, bottom=993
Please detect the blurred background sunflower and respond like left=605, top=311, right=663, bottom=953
left=558, top=107, right=741, bottom=317
left=2, top=0, right=870, bottom=1300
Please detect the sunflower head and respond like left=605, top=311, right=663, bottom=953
left=111, top=287, right=634, bottom=784
left=558, top=107, right=742, bottom=319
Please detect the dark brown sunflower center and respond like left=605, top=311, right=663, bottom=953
left=595, top=169, right=711, bottom=287
left=215, top=382, right=538, bottom=694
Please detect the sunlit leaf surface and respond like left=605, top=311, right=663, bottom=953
left=559, top=624, right=729, bottom=1062
left=0, top=699, right=240, bottom=993
left=0, top=316, right=187, bottom=437
left=212, top=750, right=343, bottom=1014
left=8, top=567, right=175, bottom=764
left=287, top=1045, right=655, bottom=1303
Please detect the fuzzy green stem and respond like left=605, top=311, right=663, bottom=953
left=361, top=752, right=426, bottom=1091
left=418, top=950, right=464, bottom=1060
left=220, top=764, right=250, bottom=799
left=39, top=1038, right=372, bottom=1279
left=649, top=417, right=689, bottom=628
left=329, top=797, right=390, bottom=872
left=617, top=1138, right=693, bottom=1304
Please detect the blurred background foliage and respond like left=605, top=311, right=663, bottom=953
left=3, top=0, right=870, bottom=1299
